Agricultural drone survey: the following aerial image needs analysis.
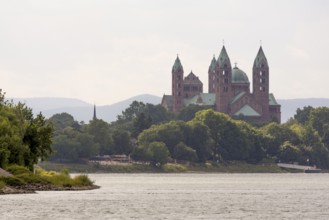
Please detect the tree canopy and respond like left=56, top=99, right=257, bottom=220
left=0, top=90, right=53, bottom=170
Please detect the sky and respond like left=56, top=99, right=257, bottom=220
left=0, top=0, right=329, bottom=105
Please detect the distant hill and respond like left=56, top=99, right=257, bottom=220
left=10, top=94, right=162, bottom=123
left=9, top=95, right=329, bottom=123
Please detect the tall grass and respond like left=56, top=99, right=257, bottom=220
left=0, top=180, right=5, bottom=189
left=42, top=173, right=94, bottom=187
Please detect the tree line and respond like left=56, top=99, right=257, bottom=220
left=49, top=100, right=329, bottom=169
left=2, top=88, right=329, bottom=170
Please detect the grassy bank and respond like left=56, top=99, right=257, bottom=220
left=0, top=164, right=97, bottom=195
left=39, top=161, right=287, bottom=173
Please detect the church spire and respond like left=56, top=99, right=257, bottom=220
left=172, top=55, right=184, bottom=74
left=217, top=46, right=231, bottom=68
left=253, top=46, right=268, bottom=68
left=208, top=55, right=217, bottom=72
left=93, top=104, right=97, bottom=120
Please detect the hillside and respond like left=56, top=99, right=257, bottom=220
left=9, top=95, right=329, bottom=123
left=10, top=94, right=162, bottom=123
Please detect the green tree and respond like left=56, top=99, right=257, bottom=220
left=132, top=112, right=152, bottom=138
left=192, top=109, right=250, bottom=161
left=0, top=90, right=53, bottom=169
left=278, top=141, right=301, bottom=163
left=112, top=129, right=133, bottom=155
left=138, top=120, right=185, bottom=154
left=261, top=122, right=300, bottom=157
left=147, top=142, right=169, bottom=166
left=48, top=113, right=78, bottom=132
left=117, top=101, right=146, bottom=122
left=86, top=119, right=113, bottom=155
left=294, top=106, right=314, bottom=125
left=22, top=113, right=54, bottom=169
left=143, top=104, right=173, bottom=124
left=173, top=142, right=198, bottom=162
left=177, top=104, right=212, bottom=122
left=186, top=121, right=213, bottom=162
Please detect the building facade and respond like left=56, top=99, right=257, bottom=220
left=161, top=45, right=281, bottom=123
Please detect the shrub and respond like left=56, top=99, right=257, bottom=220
left=173, top=142, right=198, bottom=162
left=72, top=175, right=94, bottom=186
left=43, top=174, right=72, bottom=187
left=5, top=164, right=31, bottom=175
left=0, top=176, right=26, bottom=186
left=16, top=173, right=49, bottom=184
left=162, top=163, right=187, bottom=172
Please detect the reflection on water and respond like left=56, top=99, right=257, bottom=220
left=1, top=173, right=329, bottom=220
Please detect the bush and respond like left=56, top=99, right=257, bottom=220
left=43, top=174, right=72, bottom=187
left=147, top=142, right=169, bottom=166
left=0, top=176, right=26, bottom=186
left=5, top=164, right=31, bottom=175
left=162, top=163, right=187, bottom=172
left=16, top=173, right=49, bottom=184
left=173, top=142, right=198, bottom=162
left=42, top=172, right=94, bottom=187
left=72, top=175, right=94, bottom=186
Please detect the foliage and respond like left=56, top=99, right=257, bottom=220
left=177, top=104, right=212, bottom=122
left=5, top=164, right=31, bottom=175
left=112, top=129, right=133, bottom=155
left=44, top=97, right=329, bottom=170
left=40, top=171, right=94, bottom=187
left=294, top=106, right=314, bottom=125
left=173, top=142, right=198, bottom=162
left=0, top=180, right=5, bottom=189
left=0, top=176, right=26, bottom=186
left=147, top=142, right=170, bottom=166
left=132, top=112, right=152, bottom=138
left=278, top=141, right=301, bottom=163
left=0, top=90, right=53, bottom=170
left=162, top=163, right=188, bottom=172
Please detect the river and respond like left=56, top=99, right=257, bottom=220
left=1, top=173, right=329, bottom=219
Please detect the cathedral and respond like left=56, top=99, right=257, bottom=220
left=161, top=45, right=281, bottom=123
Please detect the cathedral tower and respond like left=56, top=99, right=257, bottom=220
left=215, top=46, right=232, bottom=113
left=253, top=46, right=270, bottom=121
left=172, top=56, right=184, bottom=112
left=208, top=55, right=217, bottom=93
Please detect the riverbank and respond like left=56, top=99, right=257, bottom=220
left=39, top=161, right=291, bottom=173
left=0, top=165, right=99, bottom=195
left=0, top=184, right=100, bottom=195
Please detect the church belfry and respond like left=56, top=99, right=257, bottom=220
left=215, top=46, right=232, bottom=113
left=208, top=55, right=217, bottom=93
left=253, top=46, right=270, bottom=120
left=172, top=55, right=184, bottom=112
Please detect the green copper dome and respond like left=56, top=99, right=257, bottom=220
left=232, top=66, right=249, bottom=83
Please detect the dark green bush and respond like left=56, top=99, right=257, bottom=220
left=16, top=173, right=49, bottom=184
left=0, top=176, right=26, bottom=186
left=5, top=164, right=31, bottom=175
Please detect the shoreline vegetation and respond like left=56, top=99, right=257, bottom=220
left=38, top=161, right=303, bottom=174
left=0, top=165, right=99, bottom=195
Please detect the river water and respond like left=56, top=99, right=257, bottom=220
left=1, top=173, right=329, bottom=220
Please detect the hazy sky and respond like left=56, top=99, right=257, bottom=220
left=1, top=0, right=328, bottom=105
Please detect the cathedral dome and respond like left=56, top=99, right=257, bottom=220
left=232, top=66, right=249, bottom=84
